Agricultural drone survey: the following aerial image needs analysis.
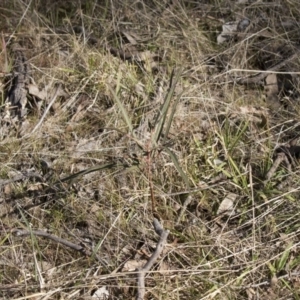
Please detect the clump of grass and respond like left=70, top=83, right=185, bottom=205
left=1, top=0, right=300, bottom=299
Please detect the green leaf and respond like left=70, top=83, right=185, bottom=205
left=163, top=147, right=190, bottom=189
left=109, top=86, right=134, bottom=134
left=57, top=162, right=117, bottom=184
left=277, top=243, right=292, bottom=271
left=163, top=90, right=183, bottom=145
left=228, top=120, right=249, bottom=152
left=152, top=68, right=183, bottom=146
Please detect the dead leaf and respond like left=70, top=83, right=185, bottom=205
left=121, top=30, right=139, bottom=45
left=27, top=183, right=45, bottom=192
left=265, top=74, right=280, bottom=109
left=158, top=261, right=171, bottom=272
left=38, top=261, right=55, bottom=278
left=122, top=259, right=147, bottom=272
left=28, top=84, right=47, bottom=100
left=217, top=193, right=237, bottom=216
left=270, top=274, right=278, bottom=288
left=3, top=184, right=12, bottom=195
left=91, top=286, right=110, bottom=299
left=217, top=22, right=238, bottom=44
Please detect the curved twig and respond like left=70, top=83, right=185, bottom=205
left=136, top=219, right=169, bottom=300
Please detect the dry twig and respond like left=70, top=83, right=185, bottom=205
left=136, top=219, right=169, bottom=300
left=10, top=228, right=108, bottom=266
left=237, top=51, right=300, bottom=85
left=264, top=145, right=300, bottom=186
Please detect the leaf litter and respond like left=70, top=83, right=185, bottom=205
left=1, top=1, right=300, bottom=299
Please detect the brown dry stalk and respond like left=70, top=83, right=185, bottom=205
left=147, top=151, right=156, bottom=214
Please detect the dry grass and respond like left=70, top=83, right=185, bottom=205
left=1, top=0, right=300, bottom=299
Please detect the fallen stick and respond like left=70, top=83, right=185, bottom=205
left=237, top=51, right=299, bottom=85
left=136, top=218, right=169, bottom=300
left=9, top=228, right=108, bottom=266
